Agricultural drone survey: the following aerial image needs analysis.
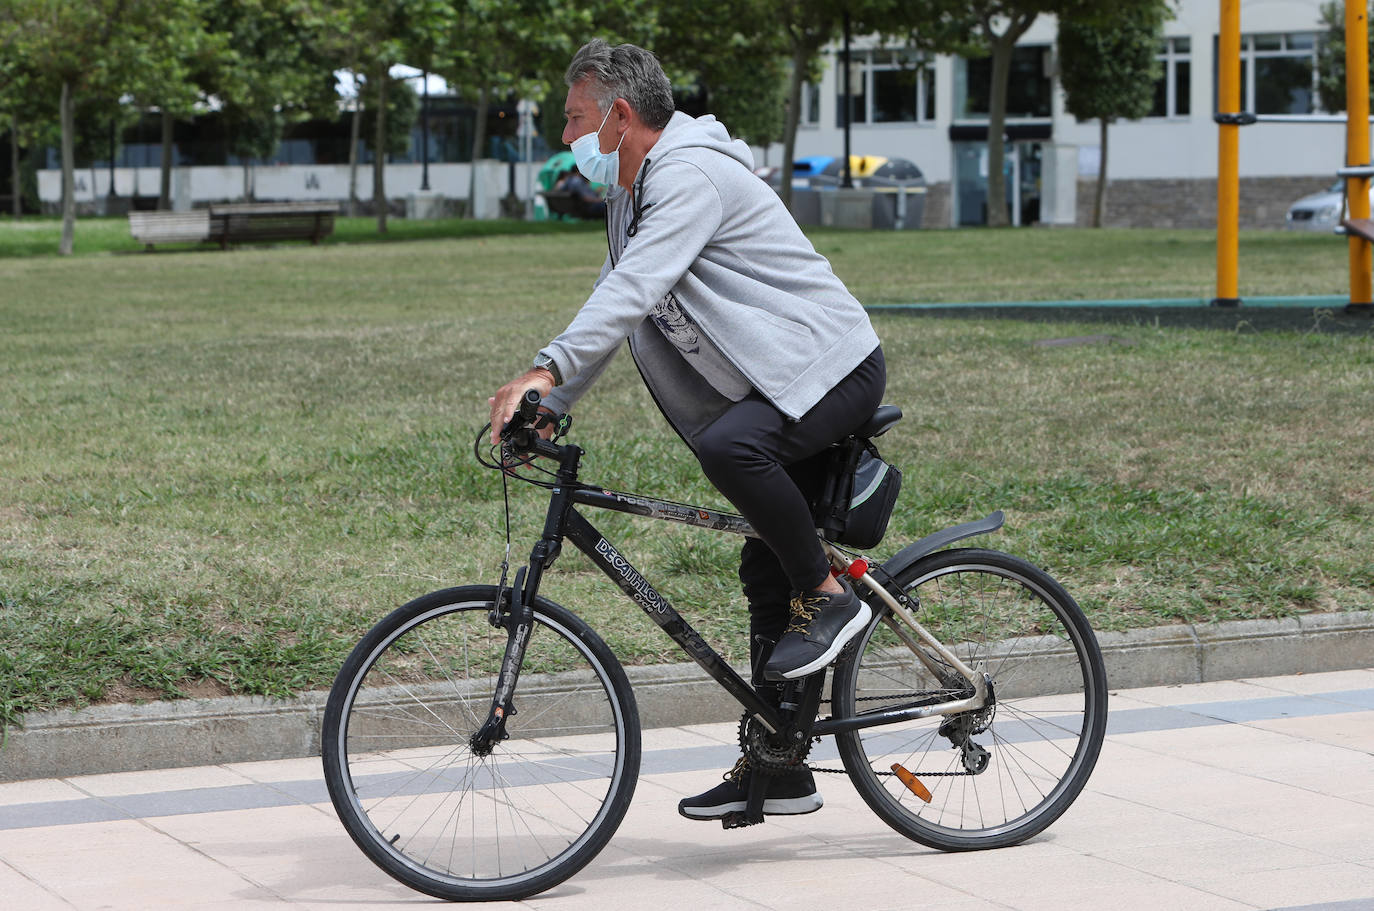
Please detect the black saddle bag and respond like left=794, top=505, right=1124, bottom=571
left=815, top=438, right=902, bottom=550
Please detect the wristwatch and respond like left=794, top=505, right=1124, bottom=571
left=532, top=353, right=563, bottom=386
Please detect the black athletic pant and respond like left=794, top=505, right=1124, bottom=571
left=694, top=346, right=886, bottom=673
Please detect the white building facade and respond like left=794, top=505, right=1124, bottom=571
left=781, top=0, right=1344, bottom=227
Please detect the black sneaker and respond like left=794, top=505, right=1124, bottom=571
left=677, top=759, right=823, bottom=820
left=762, top=583, right=872, bottom=681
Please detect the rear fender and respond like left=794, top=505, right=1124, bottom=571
left=876, top=511, right=1005, bottom=581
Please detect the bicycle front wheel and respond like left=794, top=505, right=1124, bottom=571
left=833, top=548, right=1107, bottom=851
left=321, top=586, right=641, bottom=902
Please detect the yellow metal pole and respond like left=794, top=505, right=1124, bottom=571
left=1214, top=0, right=1241, bottom=307
left=1347, top=0, right=1372, bottom=312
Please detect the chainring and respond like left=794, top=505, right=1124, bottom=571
left=737, top=713, right=813, bottom=775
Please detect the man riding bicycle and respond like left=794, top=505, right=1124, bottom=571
left=487, top=39, right=885, bottom=822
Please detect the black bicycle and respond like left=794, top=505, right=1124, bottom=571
left=321, top=393, right=1108, bottom=902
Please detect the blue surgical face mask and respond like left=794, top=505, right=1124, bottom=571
left=570, top=103, right=624, bottom=186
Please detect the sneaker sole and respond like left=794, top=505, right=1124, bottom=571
left=767, top=601, right=873, bottom=681
left=678, top=793, right=824, bottom=820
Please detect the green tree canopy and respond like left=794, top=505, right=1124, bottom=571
left=0, top=0, right=207, bottom=252
left=770, top=0, right=978, bottom=211
left=1317, top=0, right=1374, bottom=115
left=1058, top=6, right=1167, bottom=226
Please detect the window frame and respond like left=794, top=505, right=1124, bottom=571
left=1148, top=36, right=1192, bottom=119
left=1214, top=31, right=1322, bottom=117
left=953, top=44, right=1053, bottom=122
left=835, top=48, right=937, bottom=128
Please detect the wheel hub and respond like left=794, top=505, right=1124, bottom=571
left=937, top=675, right=997, bottom=774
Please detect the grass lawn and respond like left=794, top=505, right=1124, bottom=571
left=1, top=219, right=1372, bottom=728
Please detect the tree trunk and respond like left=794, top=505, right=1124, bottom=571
left=985, top=36, right=1013, bottom=227
left=982, top=14, right=1037, bottom=228
left=780, top=44, right=810, bottom=214
left=467, top=87, right=489, bottom=219
left=158, top=110, right=174, bottom=210
left=373, top=74, right=388, bottom=233
left=347, top=74, right=361, bottom=217
left=60, top=80, right=75, bottom=256
left=9, top=121, right=20, bottom=217
left=1093, top=118, right=1108, bottom=228
left=242, top=160, right=253, bottom=201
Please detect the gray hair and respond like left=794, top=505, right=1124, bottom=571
left=565, top=39, right=675, bottom=131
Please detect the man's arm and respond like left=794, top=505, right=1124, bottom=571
left=537, top=161, right=724, bottom=383
left=488, top=162, right=721, bottom=441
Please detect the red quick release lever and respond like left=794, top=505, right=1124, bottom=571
left=832, top=558, right=869, bottom=579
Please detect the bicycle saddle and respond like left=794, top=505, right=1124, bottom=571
left=853, top=404, right=902, bottom=439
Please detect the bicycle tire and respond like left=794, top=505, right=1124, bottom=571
left=832, top=548, right=1107, bottom=851
left=321, top=586, right=641, bottom=901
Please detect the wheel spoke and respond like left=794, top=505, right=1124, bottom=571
left=321, top=591, right=640, bottom=901
left=835, top=550, right=1106, bottom=849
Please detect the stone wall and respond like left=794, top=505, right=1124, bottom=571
left=1074, top=176, right=1333, bottom=229
left=920, top=181, right=950, bottom=228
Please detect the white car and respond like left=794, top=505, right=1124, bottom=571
left=1285, top=180, right=1374, bottom=231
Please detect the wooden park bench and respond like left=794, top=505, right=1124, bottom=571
left=207, top=202, right=337, bottom=248
left=129, top=202, right=338, bottom=251
left=128, top=210, right=211, bottom=250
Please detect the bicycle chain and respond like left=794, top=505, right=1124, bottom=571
left=809, top=687, right=980, bottom=779
left=809, top=765, right=973, bottom=778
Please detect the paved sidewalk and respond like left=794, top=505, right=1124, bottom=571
left=1, top=668, right=1371, bottom=910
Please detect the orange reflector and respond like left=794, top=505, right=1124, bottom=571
left=891, top=763, right=932, bottom=802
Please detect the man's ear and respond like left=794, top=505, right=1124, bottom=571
left=611, top=97, right=634, bottom=132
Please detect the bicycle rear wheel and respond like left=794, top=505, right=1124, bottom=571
left=833, top=548, right=1107, bottom=851
left=321, top=586, right=640, bottom=901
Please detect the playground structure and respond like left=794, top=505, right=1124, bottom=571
left=1215, top=0, right=1372, bottom=313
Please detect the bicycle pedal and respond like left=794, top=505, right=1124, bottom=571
left=720, top=811, right=765, bottom=830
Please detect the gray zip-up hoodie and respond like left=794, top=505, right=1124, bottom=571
left=540, top=111, right=879, bottom=443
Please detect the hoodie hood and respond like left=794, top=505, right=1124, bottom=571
left=650, top=111, right=755, bottom=172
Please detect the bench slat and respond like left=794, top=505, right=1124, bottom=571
left=128, top=211, right=211, bottom=247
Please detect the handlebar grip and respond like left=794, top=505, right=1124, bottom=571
left=518, top=389, right=541, bottom=423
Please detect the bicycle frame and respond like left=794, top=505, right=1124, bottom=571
left=482, top=435, right=992, bottom=748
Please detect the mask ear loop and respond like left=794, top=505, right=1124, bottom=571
left=599, top=101, right=627, bottom=154
left=607, top=105, right=629, bottom=153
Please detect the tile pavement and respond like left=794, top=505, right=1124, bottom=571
left=0, top=669, right=1370, bottom=910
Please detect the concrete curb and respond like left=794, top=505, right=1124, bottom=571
left=2, top=610, right=1371, bottom=783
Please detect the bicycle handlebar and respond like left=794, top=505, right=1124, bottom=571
left=499, top=389, right=569, bottom=463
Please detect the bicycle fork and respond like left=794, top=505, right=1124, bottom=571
left=468, top=567, right=536, bottom=755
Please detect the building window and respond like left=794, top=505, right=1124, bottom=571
left=1215, top=32, right=1320, bottom=115
left=799, top=81, right=821, bottom=126
left=1150, top=37, right=1191, bottom=118
left=955, top=45, right=1052, bottom=119
left=836, top=49, right=935, bottom=127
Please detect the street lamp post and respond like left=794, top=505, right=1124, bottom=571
left=841, top=11, right=853, bottom=189
left=108, top=120, right=118, bottom=198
